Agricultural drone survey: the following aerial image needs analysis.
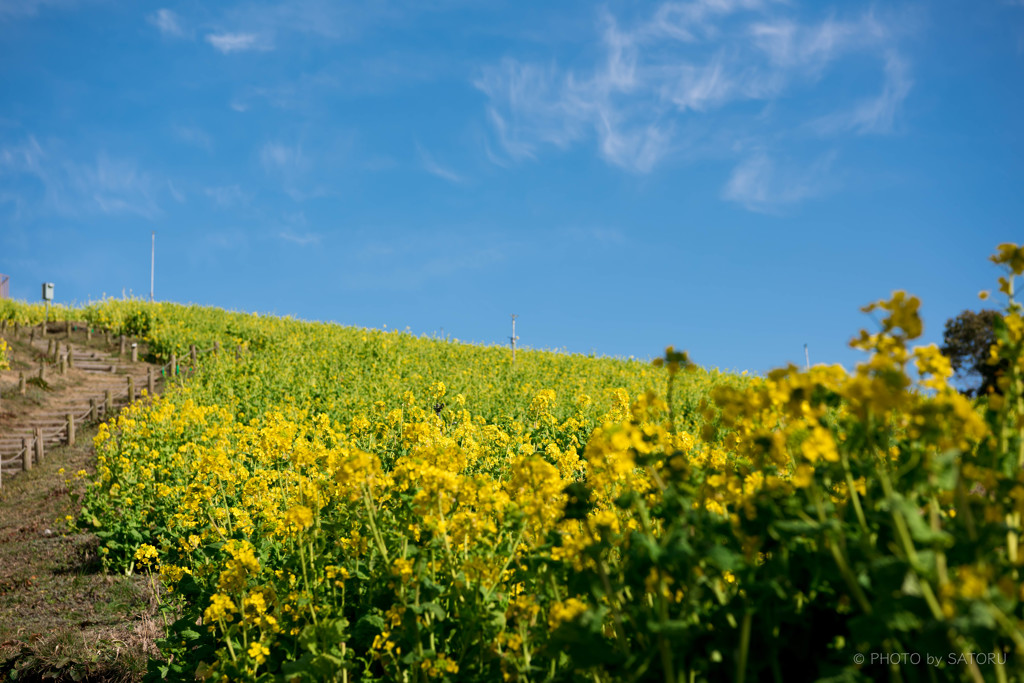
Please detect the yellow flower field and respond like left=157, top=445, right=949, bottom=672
left=3, top=243, right=1024, bottom=682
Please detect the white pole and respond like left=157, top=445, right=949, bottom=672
left=510, top=314, right=518, bottom=365
left=804, top=343, right=810, bottom=370
left=150, top=231, right=155, bottom=302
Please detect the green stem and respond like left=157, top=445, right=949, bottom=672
left=809, top=480, right=873, bottom=614
left=840, top=449, right=869, bottom=534
left=736, top=611, right=752, bottom=683
left=483, top=526, right=525, bottom=602
left=876, top=466, right=945, bottom=621
left=583, top=521, right=630, bottom=653
left=362, top=485, right=390, bottom=565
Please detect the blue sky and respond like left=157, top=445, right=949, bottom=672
left=1, top=0, right=1022, bottom=373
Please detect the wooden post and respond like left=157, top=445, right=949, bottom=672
left=214, top=341, right=220, bottom=355
left=13, top=322, right=19, bottom=338
left=67, top=343, right=74, bottom=369
left=90, top=398, right=97, bottom=422
left=127, top=376, right=135, bottom=403
left=18, top=372, right=25, bottom=395
left=35, top=427, right=43, bottom=464
left=104, top=389, right=112, bottom=415
left=170, top=352, right=177, bottom=377
left=190, top=344, right=197, bottom=364
left=46, top=338, right=53, bottom=358
left=147, top=367, right=155, bottom=395
left=38, top=359, right=45, bottom=382
left=87, top=326, right=92, bottom=341
left=105, top=331, right=111, bottom=345
left=131, top=343, right=138, bottom=363
left=66, top=413, right=75, bottom=447
left=22, top=437, right=31, bottom=471
left=30, top=327, right=35, bottom=343
left=510, top=314, right=518, bottom=366
left=59, top=353, right=66, bottom=375
left=119, top=335, right=126, bottom=356
left=235, top=345, right=242, bottom=361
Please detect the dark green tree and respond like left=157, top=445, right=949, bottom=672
left=940, top=309, right=1005, bottom=396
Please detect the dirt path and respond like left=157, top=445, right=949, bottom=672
left=1, top=327, right=159, bottom=480
left=0, top=327, right=166, bottom=681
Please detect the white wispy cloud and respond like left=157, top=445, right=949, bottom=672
left=341, top=232, right=509, bottom=291
left=748, top=14, right=887, bottom=72
left=233, top=71, right=340, bottom=112
left=279, top=230, right=321, bottom=246
left=417, top=144, right=464, bottom=184
left=811, top=52, right=912, bottom=134
left=476, top=60, right=588, bottom=163
left=216, top=1, right=421, bottom=44
left=478, top=3, right=911, bottom=180
left=206, top=32, right=271, bottom=54
left=0, top=0, right=77, bottom=19
left=204, top=184, right=250, bottom=207
left=260, top=141, right=307, bottom=173
left=148, top=8, right=184, bottom=37
left=172, top=124, right=213, bottom=150
left=68, top=152, right=162, bottom=218
left=258, top=140, right=331, bottom=201
left=0, top=136, right=162, bottom=219
left=721, top=150, right=836, bottom=213
left=167, top=180, right=185, bottom=203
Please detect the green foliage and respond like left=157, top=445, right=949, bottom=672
left=941, top=309, right=1005, bottom=396
left=7, top=244, right=1024, bottom=682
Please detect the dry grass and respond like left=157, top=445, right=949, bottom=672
left=1, top=335, right=163, bottom=682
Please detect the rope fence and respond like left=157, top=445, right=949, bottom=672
left=0, top=321, right=223, bottom=488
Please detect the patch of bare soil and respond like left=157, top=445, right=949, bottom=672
left=1, top=330, right=164, bottom=682
left=0, top=424, right=162, bottom=682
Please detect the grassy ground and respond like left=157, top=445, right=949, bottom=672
left=0, top=422, right=160, bottom=682
left=0, top=423, right=158, bottom=679
left=1, top=332, right=162, bottom=682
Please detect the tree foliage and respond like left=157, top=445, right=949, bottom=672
left=940, top=309, right=1004, bottom=396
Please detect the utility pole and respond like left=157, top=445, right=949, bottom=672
left=150, top=231, right=155, bottom=302
left=804, top=343, right=810, bottom=370
left=510, top=314, right=518, bottom=366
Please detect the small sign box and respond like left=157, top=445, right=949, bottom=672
left=42, top=282, right=54, bottom=301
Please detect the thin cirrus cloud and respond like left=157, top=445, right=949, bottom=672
left=416, top=144, right=464, bottom=184
left=260, top=141, right=307, bottom=176
left=341, top=234, right=508, bottom=291
left=809, top=52, right=913, bottom=135
left=259, top=141, right=330, bottom=201
left=278, top=230, right=321, bottom=247
left=477, top=2, right=913, bottom=206
left=172, top=125, right=213, bottom=151
left=148, top=8, right=185, bottom=38
left=206, top=32, right=272, bottom=54
left=721, top=150, right=837, bottom=213
left=0, top=0, right=77, bottom=19
left=204, top=184, right=250, bottom=208
left=0, top=136, right=162, bottom=219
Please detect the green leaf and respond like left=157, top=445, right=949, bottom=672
left=893, top=499, right=952, bottom=548
left=706, top=545, right=742, bottom=572
left=770, top=519, right=821, bottom=536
